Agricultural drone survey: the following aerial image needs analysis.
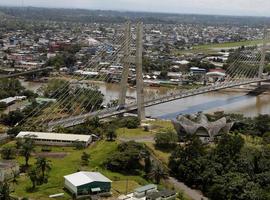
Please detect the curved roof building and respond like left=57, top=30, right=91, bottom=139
left=172, top=113, right=233, bottom=140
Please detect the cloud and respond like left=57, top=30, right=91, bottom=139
left=1, top=0, right=270, bottom=16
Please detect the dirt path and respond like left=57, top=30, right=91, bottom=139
left=119, top=136, right=154, bottom=143
left=168, top=177, right=208, bottom=200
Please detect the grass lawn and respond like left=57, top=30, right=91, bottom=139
left=116, top=127, right=155, bottom=138
left=149, top=120, right=174, bottom=130
left=116, top=120, right=173, bottom=139
left=175, top=39, right=266, bottom=55
left=5, top=141, right=148, bottom=199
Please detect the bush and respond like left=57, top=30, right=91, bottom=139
left=118, top=117, right=140, bottom=129
left=1, top=146, right=16, bottom=160
left=0, top=102, right=7, bottom=111
left=73, top=141, right=85, bottom=150
left=155, top=129, right=178, bottom=149
left=7, top=126, right=21, bottom=136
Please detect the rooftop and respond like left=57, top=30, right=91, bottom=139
left=64, top=171, right=112, bottom=187
left=16, top=131, right=92, bottom=142
left=134, top=184, right=157, bottom=193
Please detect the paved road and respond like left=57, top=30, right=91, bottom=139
left=168, top=177, right=208, bottom=200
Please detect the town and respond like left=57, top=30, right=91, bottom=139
left=0, top=5, right=270, bottom=200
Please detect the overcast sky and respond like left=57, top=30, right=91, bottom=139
left=1, top=0, right=270, bottom=17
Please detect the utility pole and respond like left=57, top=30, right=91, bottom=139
left=119, top=22, right=131, bottom=107
left=136, top=22, right=145, bottom=121
left=258, top=28, right=267, bottom=86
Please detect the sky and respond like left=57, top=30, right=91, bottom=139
left=1, top=0, right=270, bottom=17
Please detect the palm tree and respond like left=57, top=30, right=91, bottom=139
left=0, top=181, right=16, bottom=200
left=106, top=128, right=117, bottom=141
left=20, top=137, right=35, bottom=167
left=0, top=146, right=16, bottom=160
left=148, top=163, right=168, bottom=184
left=35, top=157, right=51, bottom=182
left=81, top=152, right=90, bottom=166
left=11, top=170, right=19, bottom=188
left=27, top=168, right=39, bottom=190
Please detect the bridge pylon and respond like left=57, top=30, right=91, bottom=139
left=118, top=22, right=145, bottom=121
left=119, top=21, right=131, bottom=107
left=135, top=22, right=145, bottom=121
left=258, top=28, right=268, bottom=86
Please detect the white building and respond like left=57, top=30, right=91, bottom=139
left=0, top=96, right=26, bottom=105
left=64, top=171, right=112, bottom=197
left=16, top=131, right=93, bottom=147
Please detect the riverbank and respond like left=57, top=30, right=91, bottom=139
left=18, top=79, right=270, bottom=120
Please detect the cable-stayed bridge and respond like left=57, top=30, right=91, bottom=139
left=20, top=22, right=270, bottom=131
left=47, top=77, right=270, bottom=130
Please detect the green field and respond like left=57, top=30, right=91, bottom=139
left=175, top=39, right=265, bottom=55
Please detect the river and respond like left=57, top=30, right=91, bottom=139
left=19, top=79, right=270, bottom=119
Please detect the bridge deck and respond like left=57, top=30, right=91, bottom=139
left=47, top=78, right=269, bottom=130
left=0, top=67, right=53, bottom=79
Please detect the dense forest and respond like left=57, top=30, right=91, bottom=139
left=168, top=113, right=270, bottom=200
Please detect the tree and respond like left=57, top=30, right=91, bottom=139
left=144, top=156, right=152, bottom=174
left=7, top=126, right=21, bottom=136
left=158, top=70, right=168, bottom=80
left=86, top=116, right=100, bottom=129
left=27, top=168, right=39, bottom=190
left=1, top=110, right=25, bottom=126
left=106, top=127, right=117, bottom=141
left=43, top=79, right=69, bottom=99
left=35, top=157, right=51, bottom=183
left=0, top=181, right=13, bottom=200
left=213, top=134, right=244, bottom=167
left=254, top=115, right=270, bottom=136
left=11, top=170, right=19, bottom=187
left=148, top=163, right=168, bottom=184
left=169, top=136, right=206, bottom=186
left=262, top=132, right=270, bottom=144
left=73, top=140, right=85, bottom=150
left=0, top=102, right=7, bottom=111
left=106, top=141, right=148, bottom=173
left=81, top=152, right=90, bottom=166
left=0, top=78, right=25, bottom=99
left=1, top=146, right=16, bottom=160
left=19, top=137, right=35, bottom=167
left=155, top=129, right=178, bottom=149
left=120, top=117, right=140, bottom=129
